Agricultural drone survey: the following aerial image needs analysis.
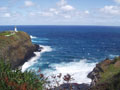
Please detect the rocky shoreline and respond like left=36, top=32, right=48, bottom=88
left=12, top=41, right=44, bottom=69
left=53, top=57, right=120, bottom=90
left=18, top=44, right=43, bottom=70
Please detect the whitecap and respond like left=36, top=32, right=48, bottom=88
left=42, top=59, right=96, bottom=87
left=32, top=40, right=45, bottom=43
left=21, top=45, right=53, bottom=72
left=40, top=45, right=53, bottom=52
left=30, top=35, right=37, bottom=39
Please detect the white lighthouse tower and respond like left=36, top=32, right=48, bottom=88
left=14, top=26, right=18, bottom=32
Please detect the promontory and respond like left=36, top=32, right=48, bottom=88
left=0, top=31, right=41, bottom=69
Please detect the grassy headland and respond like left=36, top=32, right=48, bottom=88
left=0, top=31, right=39, bottom=68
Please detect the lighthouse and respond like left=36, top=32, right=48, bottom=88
left=14, top=26, right=18, bottom=32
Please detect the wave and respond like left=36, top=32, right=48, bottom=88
left=30, top=35, right=37, bottom=39
left=30, top=35, right=49, bottom=41
left=42, top=59, right=96, bottom=87
left=40, top=45, right=53, bottom=52
left=30, top=35, right=49, bottom=44
left=21, top=45, right=53, bottom=72
left=32, top=40, right=44, bottom=43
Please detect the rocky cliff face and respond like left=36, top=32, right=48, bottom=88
left=87, top=59, right=111, bottom=86
left=88, top=57, right=120, bottom=90
left=0, top=31, right=41, bottom=68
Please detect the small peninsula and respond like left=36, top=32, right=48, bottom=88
left=0, top=30, right=41, bottom=68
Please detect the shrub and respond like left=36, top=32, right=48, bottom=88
left=0, top=60, right=45, bottom=90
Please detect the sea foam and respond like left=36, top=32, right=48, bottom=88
left=24, top=35, right=96, bottom=86
left=42, top=59, right=96, bottom=86
left=30, top=35, right=37, bottom=39
left=21, top=45, right=53, bottom=72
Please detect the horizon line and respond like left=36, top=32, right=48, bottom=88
left=0, top=25, right=120, bottom=27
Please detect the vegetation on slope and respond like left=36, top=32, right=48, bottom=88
left=0, top=31, right=39, bottom=68
left=89, top=57, right=120, bottom=90
left=97, top=57, right=120, bottom=83
left=0, top=31, right=12, bottom=36
left=0, top=60, right=45, bottom=90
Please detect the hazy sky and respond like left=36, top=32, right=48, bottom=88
left=0, top=0, right=120, bottom=25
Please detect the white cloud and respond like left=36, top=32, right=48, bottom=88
left=39, top=12, right=53, bottom=17
left=27, top=0, right=89, bottom=20
left=114, top=0, right=120, bottom=3
left=25, top=1, right=34, bottom=7
left=84, top=10, right=90, bottom=14
left=57, top=0, right=75, bottom=11
left=64, top=15, right=71, bottom=19
left=57, top=0, right=66, bottom=6
left=49, top=8, right=56, bottom=12
left=100, top=5, right=120, bottom=15
left=61, top=5, right=75, bottom=11
left=0, top=0, right=93, bottom=25
left=4, top=13, right=11, bottom=17
left=49, top=8, right=59, bottom=14
left=0, top=7, right=8, bottom=12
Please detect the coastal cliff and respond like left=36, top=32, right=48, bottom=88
left=88, top=57, right=120, bottom=90
left=0, top=31, right=41, bottom=68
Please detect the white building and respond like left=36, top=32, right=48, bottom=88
left=14, top=26, right=18, bottom=32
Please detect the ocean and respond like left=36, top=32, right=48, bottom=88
left=0, top=25, right=120, bottom=85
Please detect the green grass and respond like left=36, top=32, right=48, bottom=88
left=0, top=31, right=24, bottom=49
left=0, top=60, right=45, bottom=90
left=0, top=31, right=12, bottom=36
left=90, top=57, right=120, bottom=90
left=99, top=64, right=120, bottom=83
left=98, top=57, right=120, bottom=83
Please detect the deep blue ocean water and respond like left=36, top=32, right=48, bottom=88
left=1, top=25, right=120, bottom=84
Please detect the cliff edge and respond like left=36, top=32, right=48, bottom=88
left=88, top=57, right=120, bottom=90
left=0, top=31, right=41, bottom=68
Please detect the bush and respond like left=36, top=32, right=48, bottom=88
left=0, top=60, right=45, bottom=90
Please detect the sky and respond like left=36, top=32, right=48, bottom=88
left=0, top=0, right=120, bottom=25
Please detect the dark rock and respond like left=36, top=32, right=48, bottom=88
left=34, top=44, right=43, bottom=52
left=51, top=83, right=90, bottom=90
left=88, top=83, right=110, bottom=90
left=87, top=59, right=112, bottom=86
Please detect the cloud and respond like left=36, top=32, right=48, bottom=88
left=4, top=13, right=11, bottom=17
left=29, top=9, right=58, bottom=17
left=27, top=0, right=89, bottom=21
left=61, top=5, right=75, bottom=11
left=38, top=12, right=53, bottom=17
left=100, top=5, right=120, bottom=15
left=64, top=15, right=71, bottom=19
left=57, top=0, right=75, bottom=11
left=0, top=0, right=93, bottom=25
left=0, top=7, right=8, bottom=12
left=49, top=8, right=56, bottom=12
left=49, top=8, right=59, bottom=15
left=25, top=1, right=34, bottom=7
left=114, top=0, right=120, bottom=3
left=84, top=10, right=90, bottom=14
left=57, top=0, right=67, bottom=6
